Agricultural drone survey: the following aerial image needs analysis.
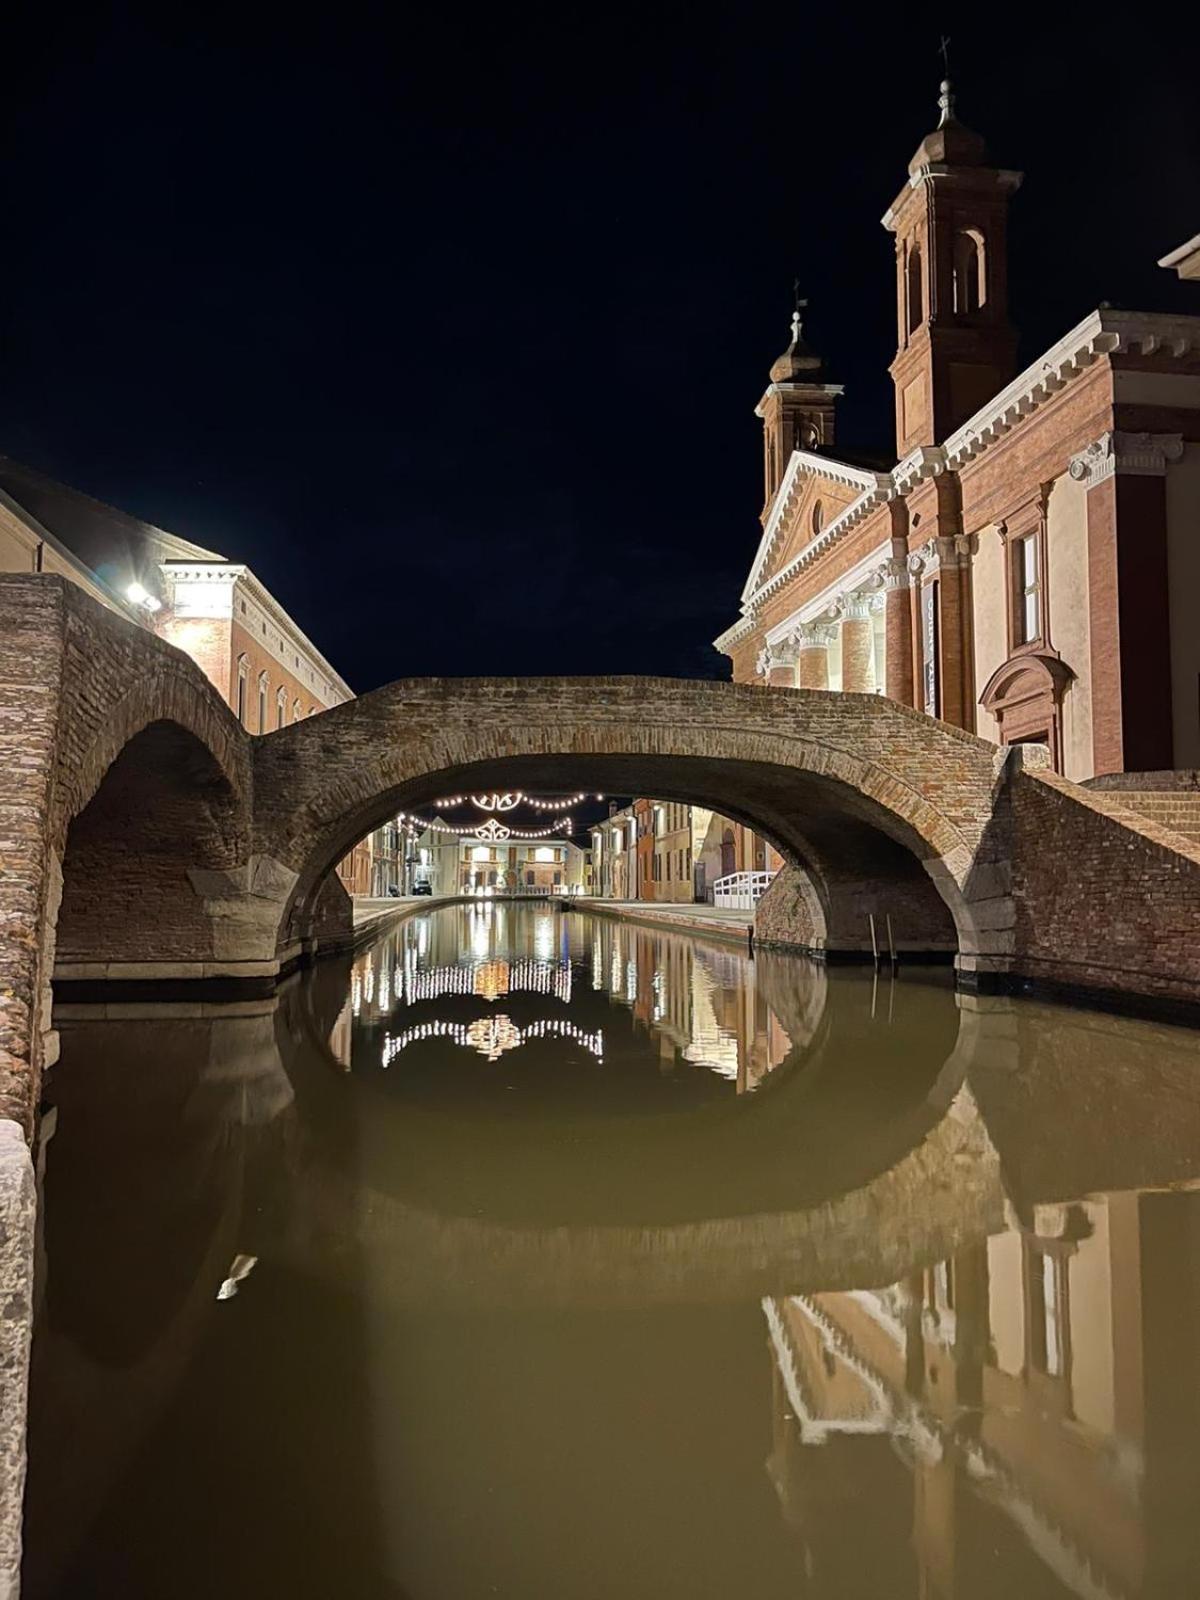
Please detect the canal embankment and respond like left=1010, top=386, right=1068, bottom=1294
left=579, top=898, right=753, bottom=948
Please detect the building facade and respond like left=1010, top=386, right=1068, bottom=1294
left=715, top=84, right=1200, bottom=782
left=590, top=801, right=782, bottom=904
left=0, top=457, right=381, bottom=894
left=157, top=561, right=373, bottom=895
left=412, top=825, right=588, bottom=896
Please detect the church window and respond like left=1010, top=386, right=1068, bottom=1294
left=811, top=500, right=825, bottom=537
left=1013, top=532, right=1041, bottom=645
left=906, top=243, right=924, bottom=335
left=236, top=655, right=248, bottom=724
left=257, top=671, right=270, bottom=733
left=953, top=229, right=987, bottom=314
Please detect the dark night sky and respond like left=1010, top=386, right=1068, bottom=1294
left=2, top=6, right=1197, bottom=690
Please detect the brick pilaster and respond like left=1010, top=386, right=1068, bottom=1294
left=1071, top=431, right=1180, bottom=774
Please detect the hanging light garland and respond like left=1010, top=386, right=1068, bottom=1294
left=431, top=791, right=604, bottom=813
left=397, top=810, right=575, bottom=841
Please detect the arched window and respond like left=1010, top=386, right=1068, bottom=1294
left=257, top=671, right=269, bottom=734
left=276, top=686, right=287, bottom=730
left=811, top=499, right=825, bottom=537
left=953, top=229, right=986, bottom=314
left=235, top=655, right=249, bottom=725
left=293, top=698, right=302, bottom=723
left=906, top=243, right=924, bottom=335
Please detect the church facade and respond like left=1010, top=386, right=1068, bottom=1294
left=716, top=83, right=1200, bottom=781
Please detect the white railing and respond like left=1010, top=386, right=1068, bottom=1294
left=712, top=870, right=776, bottom=910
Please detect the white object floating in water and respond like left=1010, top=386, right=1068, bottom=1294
left=216, top=1253, right=259, bottom=1301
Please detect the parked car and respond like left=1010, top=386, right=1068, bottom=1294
left=411, top=881, right=433, bottom=896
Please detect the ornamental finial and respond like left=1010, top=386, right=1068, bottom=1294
left=937, top=35, right=954, bottom=126
left=791, top=277, right=808, bottom=343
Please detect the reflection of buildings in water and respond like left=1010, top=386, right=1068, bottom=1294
left=345, top=905, right=571, bottom=1028
left=343, top=908, right=799, bottom=1088
left=764, top=1184, right=1200, bottom=1599
left=381, top=1015, right=604, bottom=1066
left=589, top=916, right=793, bottom=1087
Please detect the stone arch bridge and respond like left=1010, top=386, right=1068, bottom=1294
left=4, top=573, right=1200, bottom=1132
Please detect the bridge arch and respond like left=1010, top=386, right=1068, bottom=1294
left=251, top=678, right=1008, bottom=974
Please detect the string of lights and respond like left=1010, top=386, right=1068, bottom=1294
left=430, top=791, right=603, bottom=813
left=397, top=809, right=574, bottom=840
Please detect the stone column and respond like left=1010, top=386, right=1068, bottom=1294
left=765, top=637, right=798, bottom=688
left=1069, top=431, right=1182, bottom=774
left=796, top=623, right=835, bottom=690
left=878, top=556, right=915, bottom=706
left=839, top=592, right=876, bottom=693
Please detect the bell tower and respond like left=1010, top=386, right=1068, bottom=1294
left=883, top=80, right=1021, bottom=457
left=756, top=291, right=843, bottom=522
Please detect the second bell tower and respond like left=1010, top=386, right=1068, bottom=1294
left=884, top=81, right=1022, bottom=457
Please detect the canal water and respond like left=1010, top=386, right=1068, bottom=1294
left=24, top=902, right=1200, bottom=1598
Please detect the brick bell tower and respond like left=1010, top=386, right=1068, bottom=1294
left=884, top=81, right=1022, bottom=457
left=756, top=292, right=843, bottom=522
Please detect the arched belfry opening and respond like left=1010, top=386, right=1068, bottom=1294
left=55, top=720, right=243, bottom=978
left=906, top=243, right=924, bottom=335
left=953, top=228, right=986, bottom=313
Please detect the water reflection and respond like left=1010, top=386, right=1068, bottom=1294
left=25, top=905, right=1200, bottom=1599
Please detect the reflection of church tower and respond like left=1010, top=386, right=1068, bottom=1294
left=883, top=80, right=1021, bottom=457
left=756, top=296, right=843, bottom=521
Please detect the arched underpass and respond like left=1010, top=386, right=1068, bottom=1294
left=249, top=678, right=1012, bottom=984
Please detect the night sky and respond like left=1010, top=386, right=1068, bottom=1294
left=2, top=7, right=1197, bottom=691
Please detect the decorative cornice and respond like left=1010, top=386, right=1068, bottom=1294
left=742, top=450, right=892, bottom=606
left=942, top=308, right=1200, bottom=470
left=1068, top=430, right=1185, bottom=487
left=908, top=533, right=978, bottom=577
left=713, top=613, right=758, bottom=653
left=891, top=445, right=948, bottom=494
left=754, top=381, right=845, bottom=417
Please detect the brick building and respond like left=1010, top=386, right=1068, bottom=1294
left=0, top=458, right=380, bottom=894
left=715, top=82, right=1200, bottom=781
left=590, top=801, right=782, bottom=905
left=157, top=561, right=373, bottom=894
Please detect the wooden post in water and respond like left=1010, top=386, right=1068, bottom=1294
left=868, top=913, right=880, bottom=970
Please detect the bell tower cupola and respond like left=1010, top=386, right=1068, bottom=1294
left=883, top=79, right=1022, bottom=457
left=756, top=289, right=843, bottom=522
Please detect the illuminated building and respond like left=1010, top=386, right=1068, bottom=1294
left=0, top=455, right=381, bottom=895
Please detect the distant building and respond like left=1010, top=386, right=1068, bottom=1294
left=590, top=801, right=781, bottom=905
left=715, top=83, right=1200, bottom=780
left=413, top=823, right=587, bottom=896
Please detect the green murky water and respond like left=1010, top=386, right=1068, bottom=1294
left=25, top=903, right=1200, bottom=1598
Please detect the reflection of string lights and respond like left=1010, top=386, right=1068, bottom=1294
left=382, top=1015, right=603, bottom=1066
left=399, top=958, right=572, bottom=1006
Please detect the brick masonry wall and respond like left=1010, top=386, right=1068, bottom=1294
left=0, top=579, right=66, bottom=1130
left=1009, top=761, right=1200, bottom=1007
